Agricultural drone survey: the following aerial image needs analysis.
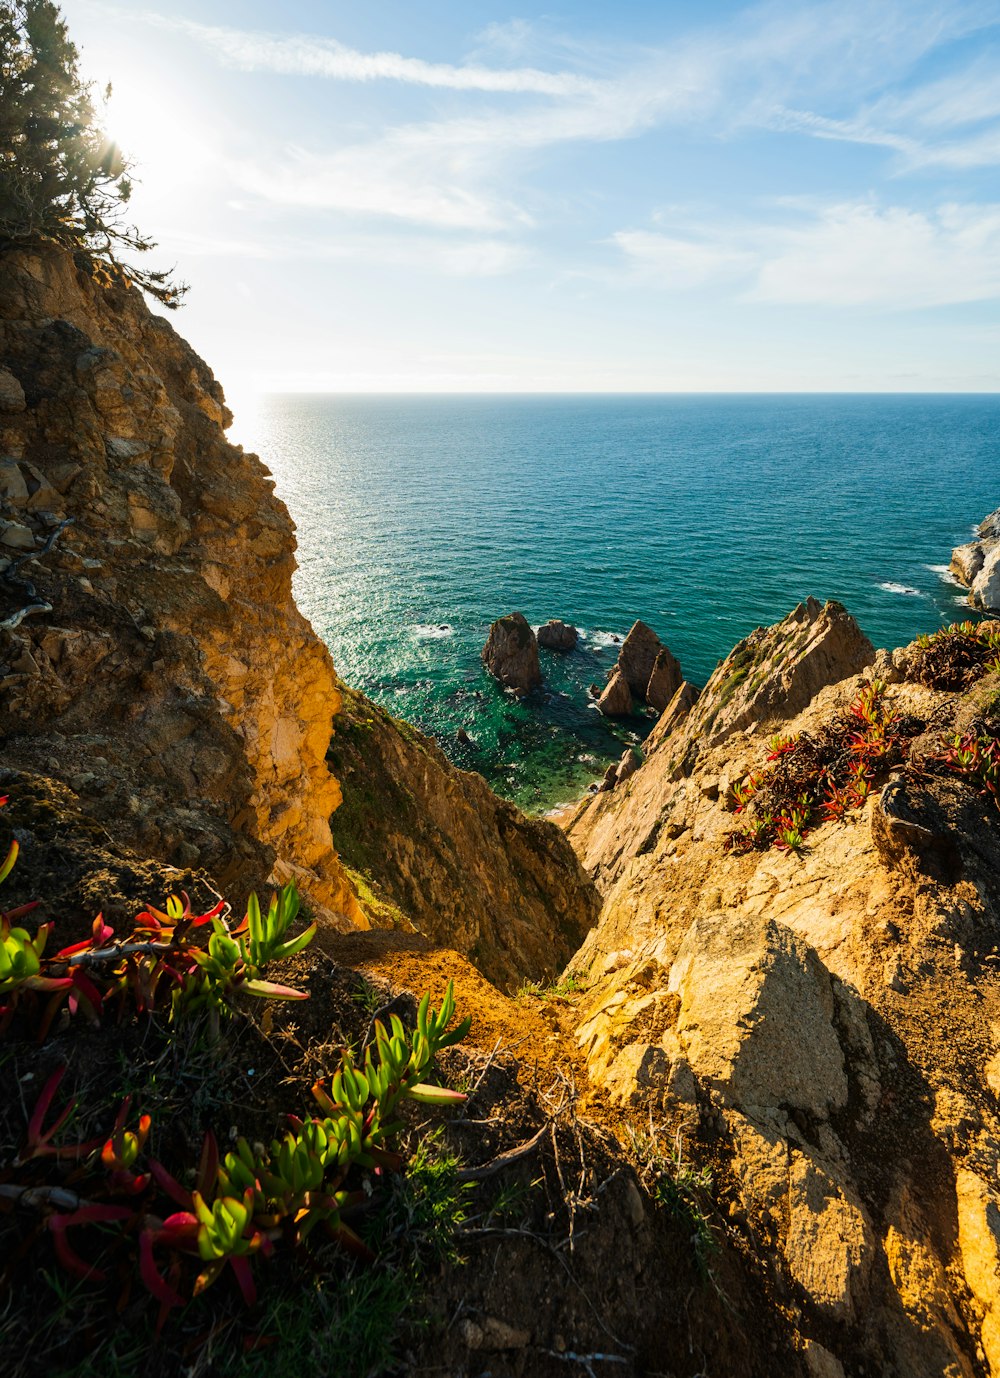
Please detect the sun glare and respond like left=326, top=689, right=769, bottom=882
left=98, top=64, right=210, bottom=194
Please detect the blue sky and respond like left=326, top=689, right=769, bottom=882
left=65, top=0, right=1000, bottom=392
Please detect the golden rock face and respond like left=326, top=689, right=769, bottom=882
left=0, top=245, right=361, bottom=927
left=564, top=601, right=1000, bottom=1377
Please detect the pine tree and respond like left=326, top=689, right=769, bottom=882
left=0, top=0, right=185, bottom=306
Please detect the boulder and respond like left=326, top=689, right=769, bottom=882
left=666, top=912, right=848, bottom=1117
left=596, top=668, right=633, bottom=717
left=643, top=679, right=700, bottom=754
left=645, top=645, right=682, bottom=711
left=537, top=619, right=578, bottom=651
left=979, top=506, right=1000, bottom=543
left=617, top=620, right=664, bottom=697
left=0, top=520, right=35, bottom=550
left=482, top=612, right=542, bottom=695
left=0, top=460, right=29, bottom=506
left=614, top=747, right=640, bottom=787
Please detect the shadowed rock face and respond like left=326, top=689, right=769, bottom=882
left=482, top=612, right=542, bottom=694
left=0, top=245, right=361, bottom=925
left=562, top=598, right=1000, bottom=1378
left=327, top=681, right=599, bottom=988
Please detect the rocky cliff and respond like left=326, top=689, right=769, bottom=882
left=562, top=598, right=1000, bottom=1378
left=0, top=245, right=361, bottom=924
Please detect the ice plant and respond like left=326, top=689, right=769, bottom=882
left=0, top=848, right=315, bottom=1040
left=723, top=680, right=914, bottom=855
left=9, top=984, right=471, bottom=1321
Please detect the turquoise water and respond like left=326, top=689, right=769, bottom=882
left=235, top=394, right=999, bottom=812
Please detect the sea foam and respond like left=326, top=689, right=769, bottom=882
left=878, top=581, right=924, bottom=597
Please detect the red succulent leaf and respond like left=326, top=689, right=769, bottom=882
left=48, top=1205, right=131, bottom=1281
left=186, top=897, right=226, bottom=927
left=26, top=1066, right=71, bottom=1147
left=139, top=1229, right=186, bottom=1309
left=149, top=1160, right=192, bottom=1210
left=25, top=975, right=75, bottom=993
left=67, top=968, right=104, bottom=1019
left=49, top=1216, right=107, bottom=1281
left=3, top=901, right=39, bottom=923
left=228, top=1254, right=257, bottom=1307
left=108, top=1169, right=151, bottom=1195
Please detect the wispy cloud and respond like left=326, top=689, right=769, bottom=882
left=614, top=201, right=1000, bottom=307
left=148, top=16, right=600, bottom=96
left=155, top=0, right=999, bottom=232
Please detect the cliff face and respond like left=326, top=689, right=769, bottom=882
left=563, top=600, right=1000, bottom=1378
left=0, top=246, right=361, bottom=923
left=327, top=681, right=599, bottom=989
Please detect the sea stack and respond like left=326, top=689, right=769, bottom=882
left=482, top=612, right=542, bottom=695
left=537, top=619, right=579, bottom=651
left=597, top=619, right=682, bottom=717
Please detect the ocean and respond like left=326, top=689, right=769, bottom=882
left=233, top=394, right=1000, bottom=813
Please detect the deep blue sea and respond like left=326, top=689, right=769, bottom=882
left=233, top=394, right=1000, bottom=813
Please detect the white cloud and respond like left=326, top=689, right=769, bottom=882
left=750, top=202, right=1000, bottom=304
left=613, top=202, right=1000, bottom=308
left=612, top=231, right=755, bottom=288
left=231, top=141, right=519, bottom=230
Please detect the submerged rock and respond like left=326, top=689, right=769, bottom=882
left=537, top=618, right=578, bottom=651
left=482, top=612, right=542, bottom=694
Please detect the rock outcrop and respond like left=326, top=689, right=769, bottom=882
left=482, top=612, right=542, bottom=694
left=536, top=618, right=578, bottom=651
left=326, top=681, right=599, bottom=988
left=562, top=600, right=1000, bottom=1377
left=597, top=619, right=682, bottom=717
left=0, top=245, right=361, bottom=924
left=951, top=507, right=1000, bottom=611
